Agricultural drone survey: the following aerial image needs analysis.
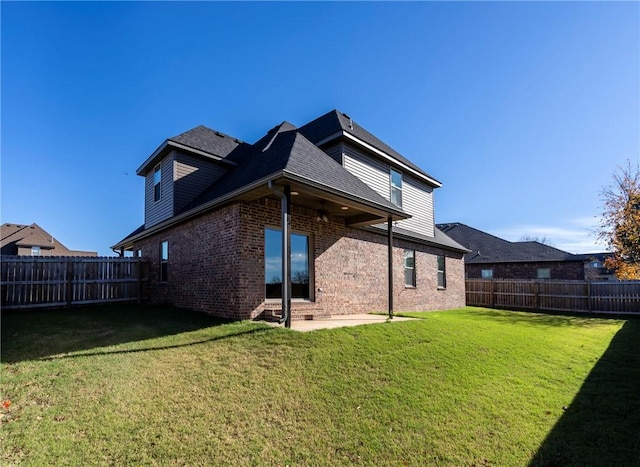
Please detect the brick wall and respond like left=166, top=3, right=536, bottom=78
left=466, top=261, right=585, bottom=280
left=133, top=197, right=466, bottom=320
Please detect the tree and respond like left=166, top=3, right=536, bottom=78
left=597, top=161, right=640, bottom=280
left=519, top=235, right=554, bottom=246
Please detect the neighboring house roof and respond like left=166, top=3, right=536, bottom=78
left=437, top=222, right=581, bottom=263
left=573, top=252, right=613, bottom=262
left=1, top=223, right=97, bottom=256
left=298, top=110, right=441, bottom=187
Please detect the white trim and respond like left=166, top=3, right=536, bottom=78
left=341, top=132, right=442, bottom=188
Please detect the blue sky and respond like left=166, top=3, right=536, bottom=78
left=2, top=2, right=638, bottom=255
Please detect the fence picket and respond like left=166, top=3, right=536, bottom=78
left=466, top=279, right=640, bottom=315
left=1, top=256, right=149, bottom=310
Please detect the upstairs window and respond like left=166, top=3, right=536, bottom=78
left=404, top=249, right=416, bottom=287
left=160, top=241, right=168, bottom=282
left=390, top=169, right=402, bottom=207
left=154, top=164, right=162, bottom=202
left=437, top=255, right=446, bottom=289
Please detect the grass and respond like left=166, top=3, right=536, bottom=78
left=1, top=305, right=637, bottom=466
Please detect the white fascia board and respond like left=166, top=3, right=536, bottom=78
left=341, top=132, right=442, bottom=188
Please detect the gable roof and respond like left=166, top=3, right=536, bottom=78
left=168, top=125, right=244, bottom=158
left=1, top=223, right=97, bottom=256
left=298, top=110, right=441, bottom=187
left=437, top=222, right=581, bottom=263
left=114, top=110, right=458, bottom=251
left=182, top=123, right=405, bottom=216
left=136, top=125, right=247, bottom=176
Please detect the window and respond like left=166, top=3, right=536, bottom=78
left=154, top=164, right=162, bottom=202
left=437, top=255, right=446, bottom=288
left=160, top=241, right=168, bottom=282
left=481, top=269, right=493, bottom=279
left=135, top=249, right=143, bottom=258
left=31, top=246, right=40, bottom=256
left=404, top=249, right=416, bottom=287
left=390, top=169, right=402, bottom=207
left=265, top=228, right=310, bottom=300
left=537, top=268, right=551, bottom=279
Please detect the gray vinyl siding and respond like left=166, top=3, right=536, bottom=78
left=342, top=144, right=435, bottom=238
left=343, top=145, right=389, bottom=199
left=401, top=177, right=434, bottom=237
left=173, top=152, right=228, bottom=214
left=144, top=154, right=174, bottom=228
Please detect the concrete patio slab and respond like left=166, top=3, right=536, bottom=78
left=267, top=313, right=416, bottom=332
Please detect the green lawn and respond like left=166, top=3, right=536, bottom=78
left=1, top=306, right=637, bottom=466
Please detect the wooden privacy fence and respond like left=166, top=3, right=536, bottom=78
left=1, top=256, right=150, bottom=310
left=466, top=279, right=640, bottom=315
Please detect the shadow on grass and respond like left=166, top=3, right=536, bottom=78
left=529, top=319, right=640, bottom=466
left=1, top=305, right=271, bottom=364
left=462, top=307, right=625, bottom=328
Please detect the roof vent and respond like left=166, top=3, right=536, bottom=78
left=215, top=131, right=225, bottom=138
left=343, top=113, right=353, bottom=129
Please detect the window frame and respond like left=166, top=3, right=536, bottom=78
left=31, top=246, right=41, bottom=256
left=159, top=241, right=168, bottom=282
left=481, top=269, right=493, bottom=279
left=153, top=164, right=162, bottom=203
left=390, top=168, right=403, bottom=207
left=264, top=227, right=312, bottom=301
left=437, top=255, right=446, bottom=289
left=404, top=249, right=416, bottom=287
left=537, top=268, right=551, bottom=280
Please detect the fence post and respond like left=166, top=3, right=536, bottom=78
left=136, top=260, right=142, bottom=304
left=490, top=279, right=495, bottom=308
left=66, top=260, right=74, bottom=307
left=587, top=281, right=592, bottom=313
left=534, top=281, right=539, bottom=310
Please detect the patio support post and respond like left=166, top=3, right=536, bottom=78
left=267, top=181, right=292, bottom=328
left=282, top=185, right=292, bottom=328
left=388, top=217, right=394, bottom=319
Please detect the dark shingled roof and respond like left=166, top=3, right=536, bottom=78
left=437, top=222, right=581, bottom=263
left=168, top=125, right=243, bottom=159
left=1, top=223, right=97, bottom=256
left=298, top=110, right=440, bottom=185
left=182, top=123, right=403, bottom=215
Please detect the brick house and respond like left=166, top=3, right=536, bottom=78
left=437, top=222, right=586, bottom=280
left=1, top=223, right=97, bottom=257
left=113, top=110, right=468, bottom=325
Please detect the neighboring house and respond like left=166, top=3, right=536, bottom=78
left=574, top=252, right=616, bottom=281
left=1, top=223, right=97, bottom=257
left=113, top=110, right=469, bottom=323
left=437, top=222, right=585, bottom=280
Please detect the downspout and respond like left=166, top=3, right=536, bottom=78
left=267, top=181, right=292, bottom=328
